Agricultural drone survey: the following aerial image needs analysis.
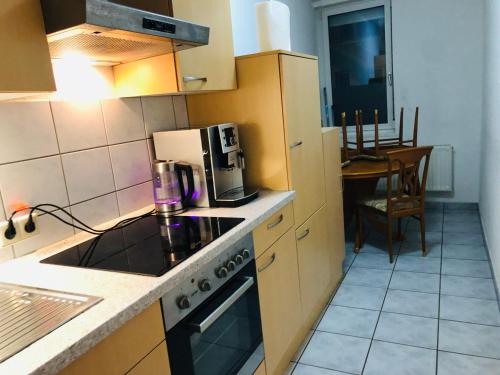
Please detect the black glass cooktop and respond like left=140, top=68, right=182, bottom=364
left=41, top=215, right=244, bottom=277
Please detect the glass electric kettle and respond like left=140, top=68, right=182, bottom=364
left=153, top=160, right=195, bottom=216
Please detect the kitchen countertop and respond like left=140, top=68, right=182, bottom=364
left=0, top=190, right=295, bottom=375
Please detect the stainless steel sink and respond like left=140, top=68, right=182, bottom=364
left=0, top=283, right=102, bottom=363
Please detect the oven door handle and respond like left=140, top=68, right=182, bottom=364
left=188, top=276, right=255, bottom=334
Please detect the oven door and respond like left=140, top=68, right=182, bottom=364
left=166, top=262, right=263, bottom=375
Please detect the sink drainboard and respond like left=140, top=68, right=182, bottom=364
left=0, top=282, right=102, bottom=363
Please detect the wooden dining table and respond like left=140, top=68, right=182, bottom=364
left=341, top=159, right=404, bottom=227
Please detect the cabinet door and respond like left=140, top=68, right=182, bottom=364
left=1, top=0, right=55, bottom=95
left=256, top=229, right=302, bottom=375
left=279, top=54, right=326, bottom=228
left=295, top=205, right=331, bottom=328
left=172, top=0, right=236, bottom=92
left=322, top=129, right=345, bottom=288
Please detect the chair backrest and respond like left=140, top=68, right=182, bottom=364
left=398, top=107, right=419, bottom=147
left=340, top=112, right=349, bottom=160
left=386, top=146, right=433, bottom=212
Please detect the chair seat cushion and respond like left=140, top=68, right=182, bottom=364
left=359, top=193, right=420, bottom=213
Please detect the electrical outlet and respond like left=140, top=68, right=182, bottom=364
left=0, top=213, right=39, bottom=248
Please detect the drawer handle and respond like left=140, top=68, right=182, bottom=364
left=297, top=228, right=310, bottom=241
left=267, top=214, right=284, bottom=230
left=290, top=141, right=303, bottom=149
left=258, top=253, right=276, bottom=273
left=183, top=76, right=208, bottom=83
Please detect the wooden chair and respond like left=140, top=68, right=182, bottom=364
left=362, top=107, right=420, bottom=159
left=354, top=146, right=434, bottom=263
left=340, top=111, right=363, bottom=164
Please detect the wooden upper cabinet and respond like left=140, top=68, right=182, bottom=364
left=172, top=0, right=237, bottom=92
left=280, top=55, right=326, bottom=227
left=114, top=0, right=236, bottom=97
left=0, top=0, right=55, bottom=96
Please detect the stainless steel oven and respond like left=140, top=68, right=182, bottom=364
left=161, top=234, right=263, bottom=375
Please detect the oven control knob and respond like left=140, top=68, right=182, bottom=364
left=177, top=295, right=191, bottom=310
left=198, top=279, right=212, bottom=292
left=216, top=266, right=229, bottom=278
left=241, top=249, right=250, bottom=259
left=226, top=260, right=236, bottom=272
left=233, top=254, right=244, bottom=265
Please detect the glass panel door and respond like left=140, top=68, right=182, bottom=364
left=322, top=0, right=393, bottom=128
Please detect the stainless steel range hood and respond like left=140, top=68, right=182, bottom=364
left=40, top=0, right=210, bottom=65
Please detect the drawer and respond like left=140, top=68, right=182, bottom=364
left=253, top=202, right=294, bottom=258
left=59, top=302, right=165, bottom=375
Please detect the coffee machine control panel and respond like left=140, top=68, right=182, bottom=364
left=218, top=124, right=240, bottom=154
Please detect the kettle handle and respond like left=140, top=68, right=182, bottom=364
left=175, top=163, right=195, bottom=207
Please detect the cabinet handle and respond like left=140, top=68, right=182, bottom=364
left=297, top=228, right=310, bottom=241
left=258, top=253, right=276, bottom=273
left=183, top=76, right=208, bottom=83
left=290, top=141, right=303, bottom=149
left=267, top=214, right=284, bottom=230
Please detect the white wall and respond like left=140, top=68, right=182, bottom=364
left=391, top=0, right=483, bottom=203
left=480, top=0, right=500, bottom=291
left=230, top=0, right=317, bottom=56
left=316, top=0, right=484, bottom=202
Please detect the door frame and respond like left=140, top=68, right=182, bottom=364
left=320, top=0, right=394, bottom=134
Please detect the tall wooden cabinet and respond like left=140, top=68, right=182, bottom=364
left=114, top=0, right=236, bottom=97
left=322, top=128, right=345, bottom=289
left=187, top=51, right=326, bottom=229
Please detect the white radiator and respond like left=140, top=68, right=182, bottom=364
left=426, top=145, right=453, bottom=192
left=375, top=144, right=454, bottom=192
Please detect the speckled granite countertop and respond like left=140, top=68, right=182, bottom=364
left=0, top=190, right=295, bottom=375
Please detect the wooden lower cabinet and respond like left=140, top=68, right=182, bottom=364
left=256, top=229, right=302, bottom=375
left=58, top=302, right=168, bottom=375
left=127, top=341, right=171, bottom=375
left=295, top=205, right=331, bottom=328
left=253, top=360, right=266, bottom=375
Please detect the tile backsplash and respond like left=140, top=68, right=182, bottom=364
left=0, top=95, right=189, bottom=262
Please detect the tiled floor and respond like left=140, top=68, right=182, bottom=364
left=287, top=203, right=500, bottom=375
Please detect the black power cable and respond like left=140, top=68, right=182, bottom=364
left=5, top=203, right=156, bottom=241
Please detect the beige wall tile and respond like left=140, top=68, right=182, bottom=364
left=62, top=147, right=115, bottom=204
left=51, top=101, right=107, bottom=153
left=0, top=156, right=69, bottom=215
left=116, top=181, right=154, bottom=215
left=101, top=98, right=146, bottom=144
left=0, top=102, right=59, bottom=164
left=70, top=193, right=119, bottom=233
left=109, top=140, right=151, bottom=190
left=13, top=211, right=74, bottom=257
left=173, top=95, right=189, bottom=129
left=141, top=96, right=176, bottom=137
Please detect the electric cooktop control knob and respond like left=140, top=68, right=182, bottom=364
left=233, top=254, right=244, bottom=265
left=241, top=249, right=250, bottom=259
left=216, top=266, right=229, bottom=278
left=198, top=279, right=212, bottom=292
left=226, top=260, right=236, bottom=272
left=177, top=295, right=191, bottom=310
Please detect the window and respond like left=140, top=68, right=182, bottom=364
left=321, top=0, right=394, bottom=129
